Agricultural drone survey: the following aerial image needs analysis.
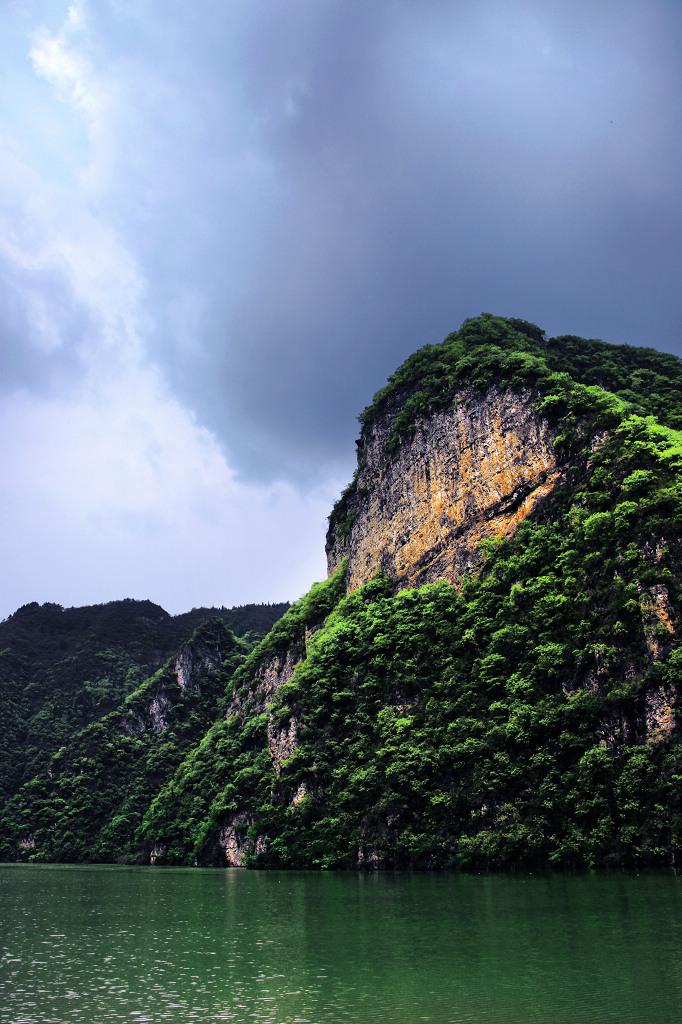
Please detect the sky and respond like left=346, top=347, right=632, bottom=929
left=1, top=0, right=681, bottom=620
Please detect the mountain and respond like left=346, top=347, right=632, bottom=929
left=2, top=314, right=682, bottom=870
left=0, top=598, right=289, bottom=808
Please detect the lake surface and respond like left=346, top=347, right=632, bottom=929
left=1, top=865, right=681, bottom=1024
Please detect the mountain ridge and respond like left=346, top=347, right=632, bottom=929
left=0, top=597, right=289, bottom=809
left=3, top=314, right=682, bottom=870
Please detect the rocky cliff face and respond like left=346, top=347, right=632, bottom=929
left=214, top=642, right=311, bottom=866
left=120, top=633, right=224, bottom=736
left=327, top=384, right=561, bottom=592
left=8, top=316, right=682, bottom=872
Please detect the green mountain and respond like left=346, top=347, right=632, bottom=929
left=3, top=314, right=682, bottom=870
left=0, top=599, right=289, bottom=808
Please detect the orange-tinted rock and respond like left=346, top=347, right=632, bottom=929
left=327, top=384, right=562, bottom=592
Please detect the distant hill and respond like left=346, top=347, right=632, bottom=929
left=0, top=598, right=288, bottom=806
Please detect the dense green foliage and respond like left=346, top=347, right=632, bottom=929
left=3, top=314, right=682, bottom=872
left=261, top=413, right=682, bottom=870
left=330, top=314, right=682, bottom=533
left=172, top=601, right=291, bottom=641
left=137, top=327, right=682, bottom=871
left=543, top=333, right=682, bottom=431
left=0, top=620, right=250, bottom=862
left=357, top=314, right=682, bottom=439
left=0, top=599, right=288, bottom=809
left=136, top=567, right=349, bottom=865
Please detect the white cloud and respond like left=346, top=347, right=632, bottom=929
left=0, top=0, right=344, bottom=618
left=1, top=0, right=681, bottom=619
left=0, top=360, right=341, bottom=617
left=29, top=1, right=101, bottom=129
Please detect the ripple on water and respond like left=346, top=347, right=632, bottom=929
left=1, top=867, right=682, bottom=1023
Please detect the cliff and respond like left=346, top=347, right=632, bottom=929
left=4, top=314, right=682, bottom=872
left=326, top=383, right=562, bottom=592
left=134, top=315, right=682, bottom=872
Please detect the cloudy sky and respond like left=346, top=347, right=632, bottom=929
left=1, top=0, right=681, bottom=619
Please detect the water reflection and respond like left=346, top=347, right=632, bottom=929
left=1, top=865, right=681, bottom=1023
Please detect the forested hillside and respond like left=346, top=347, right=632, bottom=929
left=0, top=599, right=288, bottom=807
left=0, top=619, right=250, bottom=864
left=3, top=315, right=682, bottom=871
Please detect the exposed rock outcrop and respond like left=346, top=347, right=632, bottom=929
left=223, top=647, right=302, bottom=777
left=214, top=647, right=306, bottom=863
left=639, top=583, right=676, bottom=660
left=327, top=384, right=561, bottom=592
left=121, top=633, right=224, bottom=736
left=268, top=716, right=298, bottom=777
left=233, top=649, right=300, bottom=718
left=218, top=816, right=251, bottom=866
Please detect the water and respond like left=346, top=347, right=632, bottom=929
left=1, top=865, right=681, bottom=1024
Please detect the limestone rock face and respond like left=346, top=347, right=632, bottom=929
left=224, top=648, right=299, bottom=724
left=121, top=635, right=223, bottom=737
left=327, top=384, right=561, bottom=592
left=175, top=643, right=219, bottom=694
left=223, top=646, right=306, bottom=796
left=218, top=816, right=251, bottom=866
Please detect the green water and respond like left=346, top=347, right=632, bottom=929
left=1, top=865, right=681, bottom=1023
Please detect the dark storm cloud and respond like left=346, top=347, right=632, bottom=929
left=37, top=0, right=682, bottom=483
left=133, top=0, right=681, bottom=483
left=1, top=0, right=681, bottom=619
